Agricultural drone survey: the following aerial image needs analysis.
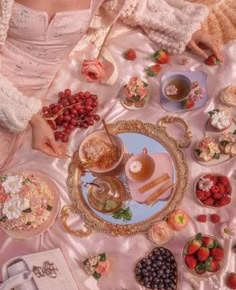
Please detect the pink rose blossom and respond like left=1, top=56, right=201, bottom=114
left=81, top=59, right=105, bottom=83
left=95, top=260, right=110, bottom=275
left=136, top=86, right=148, bottom=100
left=148, top=221, right=174, bottom=245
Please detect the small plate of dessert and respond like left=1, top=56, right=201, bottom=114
left=183, top=233, right=225, bottom=277
left=193, top=109, right=236, bottom=166
left=120, top=77, right=150, bottom=110
left=194, top=173, right=232, bottom=208
left=219, top=86, right=236, bottom=107
left=0, top=171, right=60, bottom=239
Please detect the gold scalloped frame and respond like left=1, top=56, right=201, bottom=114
left=61, top=120, right=188, bottom=237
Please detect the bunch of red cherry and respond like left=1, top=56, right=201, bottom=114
left=42, top=89, right=100, bottom=143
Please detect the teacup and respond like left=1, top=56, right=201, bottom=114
left=125, top=148, right=155, bottom=182
left=162, top=74, right=192, bottom=102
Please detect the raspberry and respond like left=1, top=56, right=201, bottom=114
left=203, top=197, right=215, bottom=206
left=225, top=184, right=232, bottom=194
left=210, top=185, right=219, bottom=194
left=210, top=214, right=220, bottom=223
left=215, top=195, right=231, bottom=207
left=213, top=192, right=224, bottom=199
left=217, top=176, right=229, bottom=185
left=196, top=214, right=207, bottom=223
left=216, top=183, right=225, bottom=195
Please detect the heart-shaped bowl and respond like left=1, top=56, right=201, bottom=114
left=134, top=247, right=178, bottom=290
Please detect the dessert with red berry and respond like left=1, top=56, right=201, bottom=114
left=183, top=233, right=224, bottom=276
left=195, top=173, right=232, bottom=208
left=42, top=89, right=100, bottom=143
left=208, top=109, right=232, bottom=132
left=218, top=131, right=236, bottom=157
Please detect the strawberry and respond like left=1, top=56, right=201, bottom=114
left=144, top=64, right=161, bottom=77
left=197, top=247, right=210, bottom=262
left=215, top=195, right=231, bottom=207
left=211, top=247, right=224, bottom=261
left=123, top=48, right=136, bottom=61
left=205, top=259, right=220, bottom=272
left=186, top=234, right=202, bottom=254
left=202, top=236, right=215, bottom=249
left=181, top=97, right=195, bottom=109
left=195, top=263, right=206, bottom=275
left=152, top=50, right=169, bottom=64
left=204, top=54, right=220, bottom=66
left=184, top=255, right=197, bottom=269
left=217, top=176, right=229, bottom=185
left=226, top=273, right=236, bottom=289
left=213, top=192, right=224, bottom=199
left=210, top=185, right=219, bottom=194
left=225, top=184, right=232, bottom=194
left=216, top=183, right=225, bottom=195
left=196, top=215, right=207, bottom=223
left=210, top=214, right=221, bottom=223
left=203, top=197, right=215, bottom=206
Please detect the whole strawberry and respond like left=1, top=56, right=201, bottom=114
left=226, top=273, right=236, bottom=289
left=182, top=98, right=195, bottom=109
left=152, top=50, right=169, bottom=64
left=185, top=255, right=197, bottom=269
left=123, top=48, right=136, bottom=61
left=211, top=247, right=224, bottom=261
left=186, top=233, right=202, bottom=254
left=144, top=64, right=161, bottom=77
left=197, top=247, right=210, bottom=262
left=204, top=54, right=220, bottom=66
left=205, top=259, right=220, bottom=272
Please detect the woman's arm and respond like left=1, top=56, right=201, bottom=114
left=117, top=0, right=222, bottom=59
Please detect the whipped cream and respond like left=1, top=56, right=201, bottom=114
left=129, top=160, right=142, bottom=173
left=210, top=111, right=231, bottom=130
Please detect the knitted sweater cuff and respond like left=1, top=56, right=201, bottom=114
left=120, top=0, right=209, bottom=54
left=0, top=74, right=42, bottom=133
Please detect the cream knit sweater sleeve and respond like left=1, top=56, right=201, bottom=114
left=119, top=0, right=209, bottom=54
left=0, top=74, right=41, bottom=132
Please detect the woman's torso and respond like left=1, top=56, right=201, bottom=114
left=1, top=0, right=95, bottom=97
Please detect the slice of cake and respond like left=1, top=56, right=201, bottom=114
left=0, top=172, right=55, bottom=231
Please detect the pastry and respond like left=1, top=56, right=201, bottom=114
left=0, top=172, right=55, bottom=231
left=218, top=132, right=236, bottom=156
left=219, top=86, right=236, bottom=107
left=194, top=136, right=220, bottom=162
left=83, top=253, right=110, bottom=280
left=208, top=109, right=232, bottom=131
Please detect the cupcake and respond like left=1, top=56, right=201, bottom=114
left=121, top=77, right=149, bottom=109
left=194, top=136, right=220, bottom=162
left=208, top=109, right=232, bottom=131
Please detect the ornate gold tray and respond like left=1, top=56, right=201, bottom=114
left=61, top=120, right=188, bottom=237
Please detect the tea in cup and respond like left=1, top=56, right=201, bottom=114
left=125, top=148, right=155, bottom=182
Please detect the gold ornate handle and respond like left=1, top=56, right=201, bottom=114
left=157, top=116, right=192, bottom=148
left=60, top=205, right=92, bottom=237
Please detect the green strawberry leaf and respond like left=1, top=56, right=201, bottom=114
left=194, top=149, right=202, bottom=156
left=213, top=153, right=220, bottom=160
left=93, top=272, right=101, bottom=280
left=196, top=233, right=202, bottom=241
left=99, top=253, right=106, bottom=262
left=0, top=215, right=7, bottom=222
left=220, top=140, right=229, bottom=146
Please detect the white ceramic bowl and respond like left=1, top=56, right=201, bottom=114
left=162, top=74, right=192, bottom=102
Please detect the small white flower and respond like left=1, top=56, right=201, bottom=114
left=2, top=175, right=24, bottom=195
left=2, top=196, right=30, bottom=220
left=198, top=177, right=214, bottom=192
left=221, top=223, right=236, bottom=239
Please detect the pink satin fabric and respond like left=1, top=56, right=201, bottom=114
left=0, top=24, right=236, bottom=290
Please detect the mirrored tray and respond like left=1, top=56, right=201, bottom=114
left=61, top=120, right=188, bottom=237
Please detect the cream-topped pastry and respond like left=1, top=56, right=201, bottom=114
left=0, top=172, right=55, bottom=231
left=209, top=110, right=232, bottom=131
left=194, top=136, right=220, bottom=162
left=219, top=86, right=236, bottom=107
left=219, top=132, right=236, bottom=156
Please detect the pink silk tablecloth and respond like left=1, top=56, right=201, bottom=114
left=0, top=23, right=236, bottom=290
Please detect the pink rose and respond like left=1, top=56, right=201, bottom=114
left=136, top=86, right=148, bottom=100
left=95, top=260, right=110, bottom=275
left=148, top=221, right=174, bottom=245
left=81, top=59, right=105, bottom=83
